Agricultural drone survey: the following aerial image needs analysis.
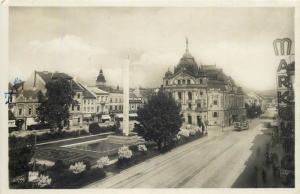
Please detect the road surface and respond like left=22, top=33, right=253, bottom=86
left=87, top=118, right=272, bottom=188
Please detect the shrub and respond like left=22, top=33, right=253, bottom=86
left=52, top=160, right=67, bottom=172
left=138, top=144, right=147, bottom=152
left=178, top=129, right=190, bottom=138
left=117, top=146, right=133, bottom=167
left=9, top=136, right=34, bottom=179
left=69, top=162, right=86, bottom=174
left=118, top=146, right=133, bottom=159
left=96, top=156, right=110, bottom=168
left=82, top=159, right=91, bottom=171
left=37, top=174, right=52, bottom=188
left=50, top=167, right=105, bottom=189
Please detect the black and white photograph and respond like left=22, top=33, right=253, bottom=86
left=1, top=1, right=297, bottom=191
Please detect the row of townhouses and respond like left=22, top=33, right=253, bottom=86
left=8, top=69, right=147, bottom=129
left=163, top=39, right=246, bottom=127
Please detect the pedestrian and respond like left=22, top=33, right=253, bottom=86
left=262, top=170, right=267, bottom=185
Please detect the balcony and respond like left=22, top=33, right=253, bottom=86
left=195, top=107, right=207, bottom=112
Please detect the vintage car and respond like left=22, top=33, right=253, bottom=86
left=233, top=116, right=249, bottom=131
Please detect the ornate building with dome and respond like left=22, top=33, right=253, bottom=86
left=163, top=39, right=245, bottom=127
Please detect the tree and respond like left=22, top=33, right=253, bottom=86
left=134, top=87, right=182, bottom=151
left=8, top=110, right=15, bottom=120
left=37, top=78, right=75, bottom=131
left=9, top=136, right=34, bottom=179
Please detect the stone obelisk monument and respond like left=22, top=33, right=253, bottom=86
left=107, top=56, right=140, bottom=145
left=123, top=56, right=130, bottom=136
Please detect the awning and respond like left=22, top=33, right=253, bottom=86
left=83, top=114, right=92, bottom=118
left=27, top=118, right=38, bottom=126
left=115, top=113, right=123, bottom=118
left=129, top=113, right=138, bottom=117
left=101, top=115, right=111, bottom=120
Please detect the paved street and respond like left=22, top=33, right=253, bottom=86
left=87, top=116, right=273, bottom=188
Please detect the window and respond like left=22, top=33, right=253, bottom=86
left=119, top=105, right=122, bottom=110
left=110, top=105, right=113, bottom=110
left=91, top=107, right=94, bottom=112
left=200, top=91, right=203, bottom=95
left=197, top=103, right=201, bottom=108
left=101, top=96, right=103, bottom=101
left=178, top=80, right=181, bottom=85
left=28, top=108, right=32, bottom=115
left=87, top=107, right=90, bottom=112
left=188, top=92, right=192, bottom=100
left=115, top=105, right=118, bottom=110
left=182, top=80, right=186, bottom=84
left=77, top=105, right=80, bottom=111
left=200, top=79, right=203, bottom=84
left=84, top=100, right=86, bottom=104
left=188, top=103, right=192, bottom=109
left=213, top=112, right=218, bottom=117
left=178, top=92, right=182, bottom=100
left=110, top=98, right=112, bottom=103
left=188, top=115, right=192, bottom=124
left=72, top=105, right=74, bottom=111
left=166, top=80, right=169, bottom=85
left=77, top=93, right=80, bottom=98
left=97, top=106, right=99, bottom=112
left=187, top=79, right=191, bottom=84
left=77, top=118, right=80, bottom=123
left=213, top=100, right=218, bottom=105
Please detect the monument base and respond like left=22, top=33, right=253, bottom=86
left=106, top=133, right=145, bottom=145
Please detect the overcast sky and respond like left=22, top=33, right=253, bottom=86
left=9, top=7, right=294, bottom=91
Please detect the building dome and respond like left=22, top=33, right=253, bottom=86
left=96, top=69, right=106, bottom=83
left=174, top=38, right=199, bottom=76
left=164, top=68, right=173, bottom=78
left=96, top=68, right=106, bottom=89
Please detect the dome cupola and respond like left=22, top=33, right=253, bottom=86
left=96, top=68, right=106, bottom=88
left=174, top=38, right=199, bottom=76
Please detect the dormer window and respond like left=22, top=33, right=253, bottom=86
left=187, top=79, right=191, bottom=84
left=182, top=80, right=186, bottom=84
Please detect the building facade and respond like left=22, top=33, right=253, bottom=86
left=163, top=39, right=245, bottom=127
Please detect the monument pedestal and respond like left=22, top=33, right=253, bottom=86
left=106, top=133, right=144, bottom=145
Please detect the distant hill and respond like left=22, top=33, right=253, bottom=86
left=257, top=89, right=276, bottom=97
left=242, top=86, right=276, bottom=98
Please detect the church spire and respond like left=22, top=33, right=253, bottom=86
left=185, top=37, right=189, bottom=53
